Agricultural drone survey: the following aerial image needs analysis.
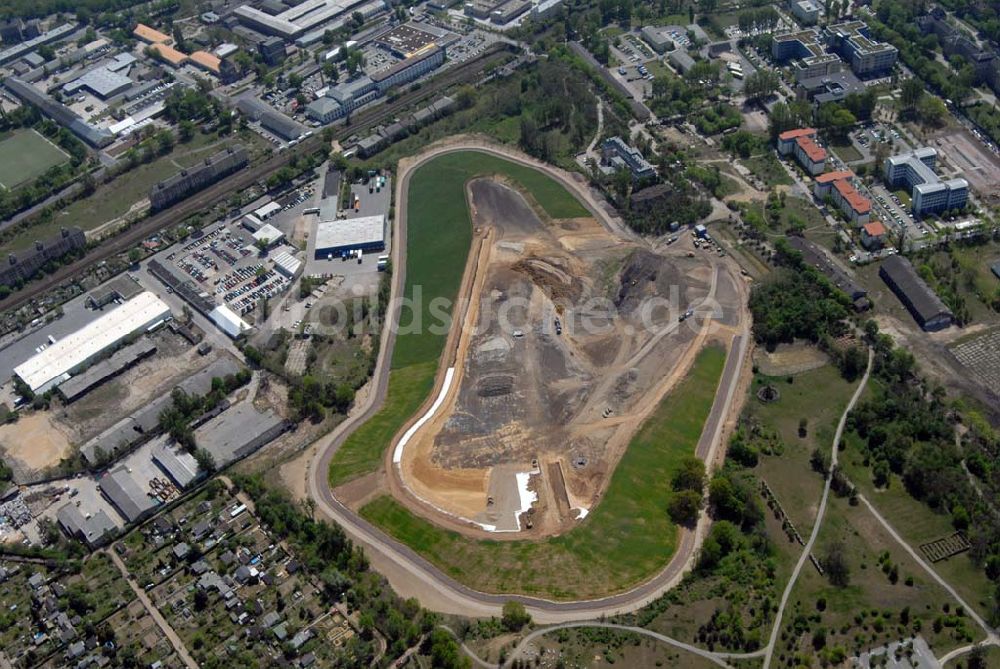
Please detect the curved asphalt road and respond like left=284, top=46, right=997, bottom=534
left=306, top=141, right=751, bottom=622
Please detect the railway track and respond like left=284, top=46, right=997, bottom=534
left=0, top=46, right=514, bottom=316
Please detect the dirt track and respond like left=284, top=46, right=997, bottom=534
left=300, top=138, right=753, bottom=621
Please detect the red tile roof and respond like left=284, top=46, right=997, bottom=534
left=863, top=220, right=887, bottom=237
left=779, top=127, right=817, bottom=141
left=796, top=136, right=827, bottom=163
left=834, top=178, right=871, bottom=214
left=815, top=170, right=855, bottom=183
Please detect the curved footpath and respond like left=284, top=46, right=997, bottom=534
left=761, top=348, right=873, bottom=667
left=305, top=139, right=751, bottom=622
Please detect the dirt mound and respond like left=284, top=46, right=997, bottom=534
left=615, top=249, right=685, bottom=314
left=511, top=256, right=583, bottom=304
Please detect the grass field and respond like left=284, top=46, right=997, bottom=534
left=0, top=133, right=249, bottom=255
left=753, top=364, right=859, bottom=535
left=829, top=139, right=863, bottom=163
left=741, top=152, right=793, bottom=187
left=359, top=346, right=727, bottom=599
left=0, top=130, right=69, bottom=190
left=785, top=492, right=978, bottom=659
left=328, top=151, right=588, bottom=488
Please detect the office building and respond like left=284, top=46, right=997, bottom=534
left=640, top=26, right=676, bottom=53
left=601, top=136, right=656, bottom=181
left=132, top=23, right=171, bottom=44
left=772, top=28, right=842, bottom=81
left=306, top=75, right=377, bottom=123
left=236, top=97, right=304, bottom=140
left=0, top=23, right=75, bottom=66
left=370, top=45, right=444, bottom=93
left=2, top=77, right=113, bottom=147
left=883, top=147, right=968, bottom=216
left=790, top=0, right=821, bottom=25
left=258, top=36, right=286, bottom=65
left=814, top=171, right=870, bottom=224
left=826, top=21, right=897, bottom=77
left=490, top=0, right=531, bottom=24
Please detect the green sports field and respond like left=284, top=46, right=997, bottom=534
left=328, top=150, right=588, bottom=488
left=0, top=130, right=69, bottom=190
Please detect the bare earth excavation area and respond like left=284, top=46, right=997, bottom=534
left=395, top=178, right=727, bottom=537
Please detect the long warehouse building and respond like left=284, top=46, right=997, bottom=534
left=13, top=291, right=171, bottom=394
left=314, top=215, right=385, bottom=258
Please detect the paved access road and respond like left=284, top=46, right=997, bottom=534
left=305, top=140, right=751, bottom=622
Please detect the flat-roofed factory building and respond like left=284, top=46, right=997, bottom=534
left=313, top=215, right=385, bottom=259
left=13, top=291, right=171, bottom=395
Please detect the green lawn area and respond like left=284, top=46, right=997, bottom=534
left=0, top=129, right=69, bottom=190
left=328, top=151, right=589, bottom=488
left=753, top=364, right=860, bottom=535
left=360, top=346, right=727, bottom=599
left=785, top=493, right=977, bottom=659
left=741, top=153, right=793, bottom=187
left=893, top=188, right=912, bottom=208
left=829, top=139, right=863, bottom=163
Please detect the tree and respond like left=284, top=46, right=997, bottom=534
left=672, top=456, right=706, bottom=492
left=128, top=248, right=142, bottom=265
left=501, top=601, right=531, bottom=632
left=744, top=69, right=779, bottom=101
left=668, top=490, right=702, bottom=527
left=822, top=541, right=850, bottom=587
left=194, top=448, right=216, bottom=474
left=427, top=629, right=471, bottom=669
left=969, top=645, right=988, bottom=669
left=900, top=77, right=924, bottom=114
left=917, top=96, right=947, bottom=127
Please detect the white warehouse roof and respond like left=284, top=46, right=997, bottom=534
left=253, top=223, right=284, bottom=246
left=14, top=291, right=171, bottom=393
left=254, top=201, right=282, bottom=220
left=315, top=215, right=385, bottom=252
left=271, top=250, right=302, bottom=277
left=210, top=304, right=252, bottom=338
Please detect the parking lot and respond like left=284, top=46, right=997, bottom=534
left=160, top=222, right=296, bottom=318
left=869, top=184, right=928, bottom=239
left=446, top=30, right=495, bottom=64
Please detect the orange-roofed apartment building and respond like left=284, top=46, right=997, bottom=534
left=813, top=170, right=871, bottom=225
left=133, top=23, right=171, bottom=44
left=861, top=220, right=887, bottom=249
left=189, top=50, right=221, bottom=74
left=151, top=44, right=189, bottom=68
left=777, top=128, right=827, bottom=176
